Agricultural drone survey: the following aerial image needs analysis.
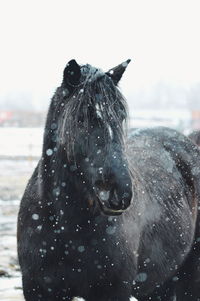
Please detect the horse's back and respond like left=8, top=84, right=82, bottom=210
left=128, top=126, right=200, bottom=218
left=128, top=127, right=200, bottom=184
left=126, top=127, right=200, bottom=295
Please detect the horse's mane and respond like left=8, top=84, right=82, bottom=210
left=52, top=64, right=128, bottom=160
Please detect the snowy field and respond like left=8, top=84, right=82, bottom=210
left=0, top=127, right=43, bottom=158
left=0, top=128, right=137, bottom=301
left=0, top=128, right=41, bottom=300
left=0, top=199, right=24, bottom=300
left=0, top=160, right=38, bottom=301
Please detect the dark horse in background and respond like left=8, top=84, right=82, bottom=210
left=18, top=59, right=200, bottom=301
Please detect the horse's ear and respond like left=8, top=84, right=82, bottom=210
left=63, top=59, right=81, bottom=92
left=106, top=59, right=131, bottom=85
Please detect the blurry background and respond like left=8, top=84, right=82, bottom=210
left=0, top=0, right=200, bottom=299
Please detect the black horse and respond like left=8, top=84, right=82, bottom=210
left=18, top=59, right=200, bottom=301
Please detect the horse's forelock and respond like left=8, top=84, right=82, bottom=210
left=81, top=64, right=104, bottom=82
left=56, top=69, right=127, bottom=160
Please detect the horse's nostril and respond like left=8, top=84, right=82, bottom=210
left=94, top=180, right=132, bottom=212
left=109, top=189, right=132, bottom=210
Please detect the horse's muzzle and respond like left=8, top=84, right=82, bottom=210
left=94, top=184, right=132, bottom=216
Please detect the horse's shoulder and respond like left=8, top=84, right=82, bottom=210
left=127, top=126, right=200, bottom=177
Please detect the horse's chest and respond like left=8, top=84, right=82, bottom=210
left=38, top=225, right=136, bottom=286
left=38, top=236, right=133, bottom=294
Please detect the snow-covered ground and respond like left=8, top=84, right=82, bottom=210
left=0, top=157, right=38, bottom=300
left=0, top=128, right=40, bottom=300
left=0, top=127, right=43, bottom=158
left=0, top=200, right=24, bottom=301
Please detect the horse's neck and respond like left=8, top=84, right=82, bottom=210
left=39, top=158, right=91, bottom=223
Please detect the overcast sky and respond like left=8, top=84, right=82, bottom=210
left=0, top=0, right=200, bottom=110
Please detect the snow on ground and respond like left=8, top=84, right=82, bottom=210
left=0, top=128, right=38, bottom=301
left=0, top=127, right=43, bottom=158
left=0, top=150, right=38, bottom=300
left=0, top=199, right=24, bottom=300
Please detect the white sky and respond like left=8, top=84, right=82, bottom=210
left=0, top=0, right=200, bottom=110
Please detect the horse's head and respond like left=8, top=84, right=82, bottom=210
left=54, top=59, right=132, bottom=215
